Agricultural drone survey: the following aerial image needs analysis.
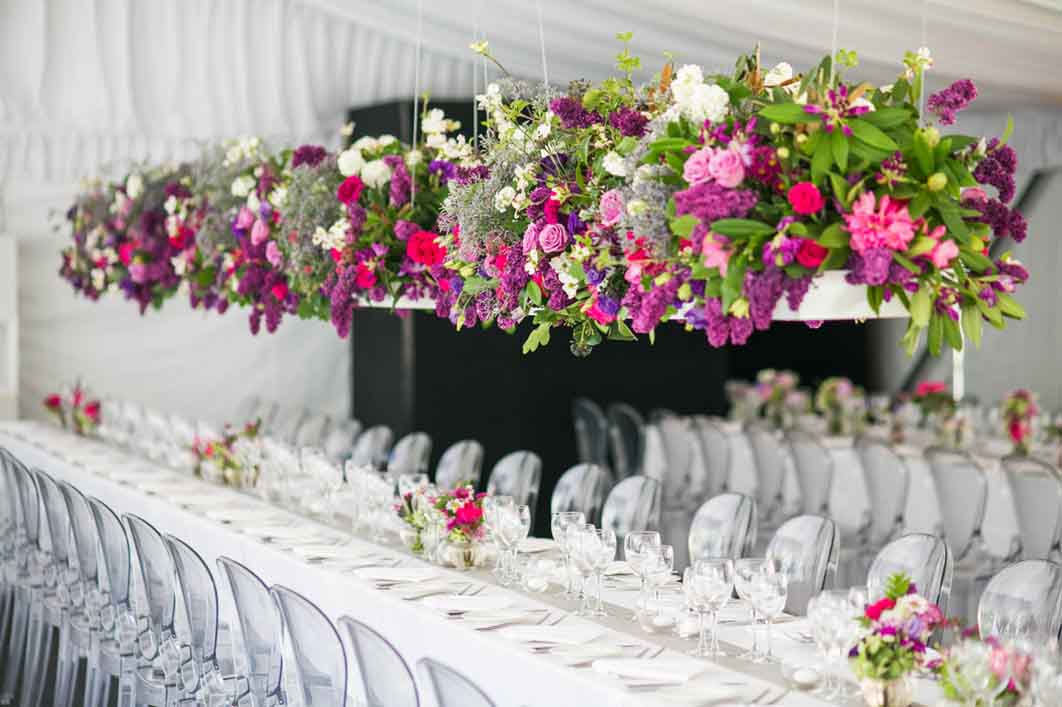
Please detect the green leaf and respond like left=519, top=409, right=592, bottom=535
left=893, top=253, right=920, bottom=274
left=911, top=133, right=934, bottom=176
left=648, top=137, right=693, bottom=152
left=812, top=137, right=832, bottom=182
left=831, top=130, right=849, bottom=172
left=890, top=79, right=910, bottom=104
left=816, top=223, right=849, bottom=248
left=828, top=173, right=849, bottom=206
left=959, top=250, right=993, bottom=273
left=946, top=158, right=977, bottom=187
left=669, top=214, right=699, bottom=238
left=757, top=103, right=811, bottom=125
left=820, top=245, right=850, bottom=271
left=615, top=135, right=639, bottom=156
left=710, top=219, right=776, bottom=239
left=997, top=293, right=1027, bottom=319
left=908, top=191, right=931, bottom=219
left=525, top=280, right=543, bottom=307
left=928, top=314, right=944, bottom=355
left=943, top=316, right=963, bottom=351
left=867, top=286, right=884, bottom=314
left=961, top=305, right=983, bottom=348
left=721, top=260, right=746, bottom=311
left=910, top=286, right=932, bottom=328
left=860, top=107, right=912, bottom=129
left=849, top=119, right=899, bottom=152
left=608, top=320, right=636, bottom=341
left=1000, top=114, right=1015, bottom=146
left=935, top=199, right=970, bottom=244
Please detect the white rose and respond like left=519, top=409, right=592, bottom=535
left=377, top=134, right=397, bottom=146
left=171, top=256, right=187, bottom=277
left=328, top=218, right=350, bottom=248
left=91, top=269, right=105, bottom=291
left=352, top=136, right=379, bottom=153
left=231, top=175, right=255, bottom=198
left=337, top=148, right=365, bottom=177
left=361, top=160, right=393, bottom=189
left=125, top=173, right=144, bottom=200
left=602, top=151, right=627, bottom=177
left=763, top=62, right=794, bottom=88
left=494, top=186, right=517, bottom=212
left=421, top=108, right=447, bottom=135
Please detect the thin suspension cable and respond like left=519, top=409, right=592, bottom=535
left=411, top=0, right=423, bottom=209
left=830, top=0, right=840, bottom=81
left=536, top=0, right=549, bottom=90
left=920, top=0, right=929, bottom=125
left=472, top=26, right=479, bottom=150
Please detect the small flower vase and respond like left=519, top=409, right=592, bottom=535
left=444, top=538, right=478, bottom=571
left=860, top=676, right=913, bottom=707
left=398, top=526, right=424, bottom=555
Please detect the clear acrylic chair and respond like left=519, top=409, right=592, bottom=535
left=549, top=463, right=610, bottom=525
left=386, top=432, right=432, bottom=479
left=855, top=437, right=910, bottom=549
left=349, top=425, right=393, bottom=471
left=867, top=533, right=953, bottom=610
left=689, top=415, right=731, bottom=498
left=786, top=429, right=833, bottom=516
left=7, top=461, right=47, bottom=707
left=122, top=513, right=182, bottom=706
left=606, top=403, right=644, bottom=481
left=0, top=448, right=17, bottom=690
left=1000, top=455, right=1062, bottom=561
left=273, top=407, right=308, bottom=446
left=744, top=423, right=790, bottom=529
left=486, top=452, right=542, bottom=527
left=600, top=476, right=661, bottom=548
left=233, top=395, right=261, bottom=427
left=978, top=560, right=1062, bottom=643
left=323, top=419, right=362, bottom=464
left=417, top=657, right=495, bottom=707
left=215, top=557, right=283, bottom=707
left=925, top=447, right=999, bottom=570
left=434, top=440, right=485, bottom=490
left=653, top=416, right=701, bottom=511
left=648, top=408, right=678, bottom=423
left=572, top=398, right=608, bottom=467
left=766, top=515, right=840, bottom=616
left=294, top=414, right=332, bottom=450
left=337, top=617, right=419, bottom=707
left=164, top=534, right=241, bottom=704
left=688, top=493, right=757, bottom=563
left=270, top=585, right=347, bottom=706
left=87, top=496, right=137, bottom=707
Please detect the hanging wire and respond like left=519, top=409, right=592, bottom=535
left=472, top=26, right=479, bottom=150
left=830, top=0, right=840, bottom=82
left=536, top=0, right=549, bottom=90
left=919, top=0, right=929, bottom=126
left=411, top=0, right=423, bottom=209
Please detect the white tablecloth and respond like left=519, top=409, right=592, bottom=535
left=2, top=422, right=950, bottom=707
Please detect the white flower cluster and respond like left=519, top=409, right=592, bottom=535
left=671, top=64, right=730, bottom=124
left=223, top=136, right=262, bottom=167
left=549, top=255, right=581, bottom=298
left=311, top=218, right=350, bottom=251
left=125, top=173, right=144, bottom=200
left=361, top=160, right=393, bottom=189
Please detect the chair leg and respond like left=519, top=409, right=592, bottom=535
left=19, top=598, right=47, bottom=707
left=0, top=587, right=29, bottom=704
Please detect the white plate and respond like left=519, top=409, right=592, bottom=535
left=498, top=624, right=603, bottom=645
left=421, top=594, right=512, bottom=613
left=354, top=567, right=438, bottom=584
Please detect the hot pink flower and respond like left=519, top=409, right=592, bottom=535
left=544, top=197, right=561, bottom=225
left=586, top=298, right=617, bottom=326
left=235, top=207, right=255, bottom=230
left=599, top=189, right=625, bottom=227
left=118, top=242, right=134, bottom=266
left=708, top=149, right=746, bottom=188
left=702, top=232, right=732, bottom=275
left=454, top=502, right=482, bottom=526
left=44, top=394, right=62, bottom=410
left=683, top=148, right=714, bottom=185
left=929, top=239, right=959, bottom=268
left=354, top=263, right=376, bottom=289
left=916, top=380, right=946, bottom=396
left=843, top=192, right=916, bottom=254
left=795, top=239, right=828, bottom=268
left=538, top=223, right=568, bottom=253
left=270, top=282, right=288, bottom=301
left=787, top=182, right=825, bottom=215
left=265, top=241, right=283, bottom=268
left=251, top=219, right=270, bottom=246
left=336, top=175, right=364, bottom=206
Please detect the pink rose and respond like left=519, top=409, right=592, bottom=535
left=599, top=189, right=624, bottom=227
left=708, top=149, right=745, bottom=188
left=929, top=239, right=959, bottom=268
left=235, top=207, right=255, bottom=230
left=265, top=241, right=283, bottom=268
left=683, top=148, right=714, bottom=185
left=788, top=182, right=825, bottom=215
left=538, top=223, right=568, bottom=253
left=522, top=222, right=541, bottom=254
left=962, top=186, right=987, bottom=202
left=129, top=263, right=147, bottom=284
left=702, top=232, right=732, bottom=275
left=251, top=219, right=269, bottom=246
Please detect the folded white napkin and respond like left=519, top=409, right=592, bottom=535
left=604, top=561, right=635, bottom=576
left=354, top=567, right=437, bottom=584
left=421, top=594, right=512, bottom=613
left=519, top=538, right=557, bottom=554
left=498, top=624, right=603, bottom=645
left=592, top=657, right=705, bottom=683
left=464, top=610, right=545, bottom=630
left=548, top=643, right=624, bottom=666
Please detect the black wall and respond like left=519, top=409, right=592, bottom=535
left=347, top=100, right=872, bottom=532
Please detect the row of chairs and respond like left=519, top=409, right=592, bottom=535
left=0, top=444, right=498, bottom=707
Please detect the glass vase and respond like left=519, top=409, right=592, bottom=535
left=859, top=675, right=913, bottom=707
left=444, top=538, right=478, bottom=570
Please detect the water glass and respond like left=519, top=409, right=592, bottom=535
left=551, top=511, right=586, bottom=598
left=495, top=504, right=531, bottom=586
left=734, top=558, right=766, bottom=660
left=685, top=558, right=734, bottom=657
left=623, top=530, right=661, bottom=620
left=748, top=569, right=787, bottom=662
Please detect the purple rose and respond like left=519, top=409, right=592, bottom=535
left=522, top=222, right=541, bottom=254
left=265, top=241, right=283, bottom=268
left=599, top=189, right=624, bottom=227
left=538, top=223, right=568, bottom=253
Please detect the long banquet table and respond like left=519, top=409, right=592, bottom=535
left=1, top=421, right=949, bottom=707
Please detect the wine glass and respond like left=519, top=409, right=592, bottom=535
left=734, top=558, right=767, bottom=661
left=570, top=524, right=599, bottom=616
left=685, top=558, right=734, bottom=657
left=485, top=495, right=515, bottom=578
left=589, top=527, right=616, bottom=617
left=550, top=511, right=586, bottom=598
left=623, top=530, right=661, bottom=620
left=496, top=504, right=531, bottom=586
left=749, top=569, right=787, bottom=663
left=397, top=472, right=429, bottom=497
left=644, top=545, right=675, bottom=601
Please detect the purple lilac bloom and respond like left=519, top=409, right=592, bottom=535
left=927, top=79, right=978, bottom=126
left=526, top=186, right=553, bottom=221
left=785, top=275, right=813, bottom=311
left=394, top=219, right=420, bottom=242
left=704, top=297, right=754, bottom=347
left=745, top=268, right=785, bottom=330
left=549, top=97, right=601, bottom=129
left=629, top=276, right=681, bottom=334
left=608, top=106, right=649, bottom=137
left=455, top=165, right=490, bottom=185
left=973, top=139, right=1018, bottom=203
left=291, top=145, right=328, bottom=168
left=845, top=248, right=893, bottom=286
left=428, top=159, right=457, bottom=184
left=673, top=182, right=758, bottom=225
left=963, top=194, right=1027, bottom=242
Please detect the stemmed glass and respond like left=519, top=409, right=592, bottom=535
left=397, top=472, right=429, bottom=497
left=484, top=495, right=515, bottom=578
left=734, top=558, right=766, bottom=661
left=495, top=504, right=531, bottom=586
left=570, top=524, right=598, bottom=615
left=748, top=569, right=787, bottom=663
left=551, top=511, right=586, bottom=598
left=623, top=530, right=661, bottom=620
left=644, top=545, right=675, bottom=601
left=684, top=558, right=734, bottom=657
left=589, top=528, right=616, bottom=617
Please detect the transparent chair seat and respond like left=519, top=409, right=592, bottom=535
left=766, top=515, right=839, bottom=616
left=688, top=492, right=757, bottom=563
left=1000, top=455, right=1062, bottom=561
left=601, top=476, right=661, bottom=547
left=435, top=440, right=485, bottom=490
left=786, top=429, right=834, bottom=516
left=925, top=447, right=991, bottom=566
left=350, top=425, right=394, bottom=470
left=271, top=585, right=347, bottom=706
left=486, top=451, right=542, bottom=526
left=606, top=403, right=644, bottom=481
left=978, top=560, right=1062, bottom=643
left=164, top=535, right=222, bottom=692
left=550, top=463, right=610, bottom=525
left=216, top=557, right=283, bottom=706
left=572, top=398, right=608, bottom=467
left=867, top=533, right=953, bottom=610
left=338, top=616, right=419, bottom=707
left=387, top=432, right=432, bottom=479
left=417, top=657, right=495, bottom=707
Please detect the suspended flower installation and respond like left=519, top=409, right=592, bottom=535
left=59, top=39, right=1031, bottom=358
